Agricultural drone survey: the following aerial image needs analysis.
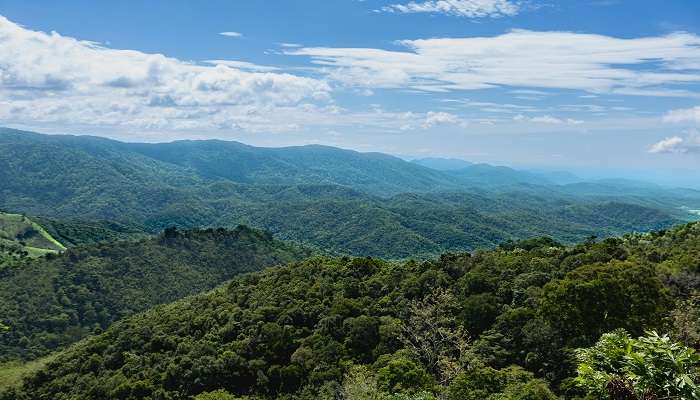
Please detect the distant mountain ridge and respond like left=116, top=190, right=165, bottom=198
left=0, top=128, right=698, bottom=258
left=410, top=157, right=473, bottom=171
left=0, top=128, right=590, bottom=196
left=0, top=128, right=459, bottom=197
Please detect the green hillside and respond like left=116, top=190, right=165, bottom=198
left=0, top=226, right=310, bottom=361
left=3, top=222, right=698, bottom=400
left=0, top=128, right=698, bottom=258
left=126, top=140, right=460, bottom=196
left=31, top=217, right=148, bottom=247
left=0, top=213, right=65, bottom=260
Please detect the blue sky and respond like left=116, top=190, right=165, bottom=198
left=0, top=0, right=699, bottom=186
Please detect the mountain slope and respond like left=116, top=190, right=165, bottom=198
left=31, top=217, right=148, bottom=247
left=0, top=128, right=695, bottom=258
left=447, top=164, right=552, bottom=187
left=0, top=226, right=309, bottom=360
left=0, top=128, right=460, bottom=198
left=126, top=140, right=461, bottom=196
left=0, top=213, right=65, bottom=260
left=4, top=223, right=697, bottom=400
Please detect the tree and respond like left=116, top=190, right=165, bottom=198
left=398, top=288, right=470, bottom=385
left=574, top=330, right=700, bottom=399
left=672, top=293, right=700, bottom=351
left=447, top=366, right=556, bottom=400
left=376, top=356, right=433, bottom=394
left=341, top=365, right=436, bottom=400
left=341, top=365, right=387, bottom=400
left=539, top=261, right=670, bottom=348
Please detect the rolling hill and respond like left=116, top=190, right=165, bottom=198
left=0, top=225, right=310, bottom=361
left=3, top=222, right=697, bottom=399
left=1, top=128, right=698, bottom=258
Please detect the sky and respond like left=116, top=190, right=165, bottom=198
left=0, top=0, right=699, bottom=186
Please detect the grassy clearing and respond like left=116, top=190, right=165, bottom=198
left=0, top=354, right=56, bottom=390
left=0, top=213, right=65, bottom=259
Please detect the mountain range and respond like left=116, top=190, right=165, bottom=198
left=1, top=128, right=699, bottom=258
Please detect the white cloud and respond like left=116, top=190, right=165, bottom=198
left=649, top=134, right=700, bottom=154
left=442, top=98, right=539, bottom=113
left=514, top=114, right=584, bottom=125
left=382, top=0, right=520, bottom=18
left=663, top=106, right=700, bottom=124
left=0, top=16, right=329, bottom=132
left=288, top=30, right=700, bottom=96
left=422, top=111, right=463, bottom=128
left=219, top=31, right=243, bottom=37
left=205, top=60, right=280, bottom=72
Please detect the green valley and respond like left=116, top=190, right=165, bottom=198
left=2, top=3, right=699, bottom=399
left=1, top=129, right=697, bottom=259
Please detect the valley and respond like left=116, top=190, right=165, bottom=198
left=0, top=129, right=699, bottom=399
left=1, top=129, right=697, bottom=259
left=1, top=3, right=699, bottom=398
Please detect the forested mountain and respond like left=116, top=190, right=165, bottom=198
left=0, top=128, right=457, bottom=198
left=31, top=217, right=147, bottom=248
left=1, top=128, right=697, bottom=258
left=3, top=222, right=698, bottom=400
left=446, top=164, right=552, bottom=187
left=126, top=140, right=460, bottom=196
left=0, top=226, right=309, bottom=360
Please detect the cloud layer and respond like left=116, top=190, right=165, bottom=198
left=382, top=0, right=520, bottom=18
left=0, top=16, right=328, bottom=132
left=1, top=13, right=698, bottom=142
left=289, top=30, right=700, bottom=95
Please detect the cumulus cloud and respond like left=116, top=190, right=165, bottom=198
left=422, top=111, right=463, bottom=128
left=219, top=31, right=243, bottom=37
left=0, top=16, right=329, bottom=132
left=649, top=134, right=700, bottom=154
left=382, top=0, right=520, bottom=18
left=288, top=30, right=700, bottom=95
left=663, top=106, right=700, bottom=124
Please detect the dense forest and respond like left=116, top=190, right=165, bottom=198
left=1, top=128, right=699, bottom=399
left=1, top=128, right=697, bottom=258
left=2, top=222, right=698, bottom=399
left=0, top=226, right=309, bottom=360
